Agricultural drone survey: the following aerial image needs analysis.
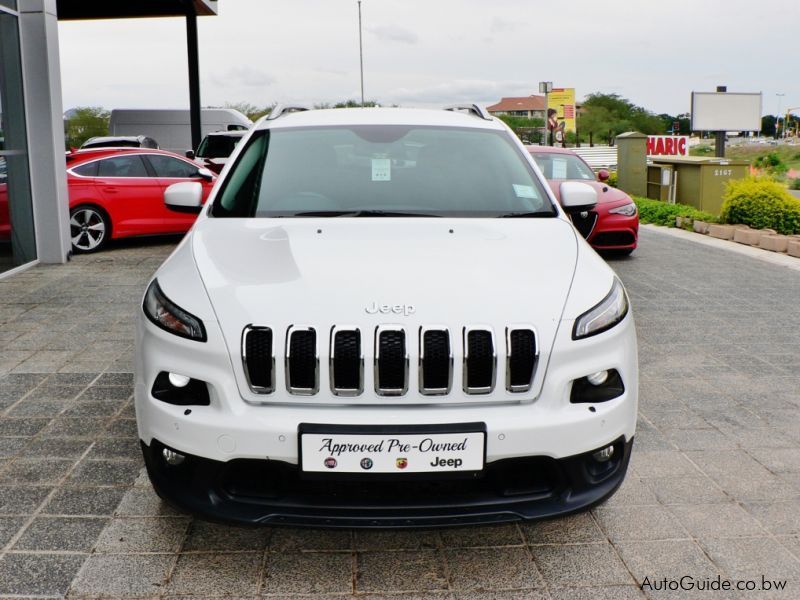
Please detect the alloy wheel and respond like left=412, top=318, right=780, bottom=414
left=70, top=207, right=107, bottom=252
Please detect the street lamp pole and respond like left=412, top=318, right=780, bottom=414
left=776, top=93, right=785, bottom=139
left=358, top=1, right=365, bottom=107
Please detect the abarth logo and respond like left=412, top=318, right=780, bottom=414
left=396, top=457, right=408, bottom=470
left=365, top=302, right=416, bottom=316
left=324, top=457, right=337, bottom=469
left=360, top=457, right=374, bottom=470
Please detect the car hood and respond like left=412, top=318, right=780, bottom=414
left=189, top=217, right=580, bottom=402
left=547, top=180, right=632, bottom=205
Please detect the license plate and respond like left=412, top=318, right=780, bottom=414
left=300, top=430, right=485, bottom=473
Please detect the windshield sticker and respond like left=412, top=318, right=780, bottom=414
left=513, top=184, right=537, bottom=199
left=552, top=158, right=568, bottom=179
left=371, top=158, right=391, bottom=181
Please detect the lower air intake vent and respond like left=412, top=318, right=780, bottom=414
left=330, top=328, right=362, bottom=395
left=464, top=328, right=496, bottom=394
left=420, top=328, right=451, bottom=394
left=507, top=328, right=537, bottom=392
left=286, top=327, right=318, bottom=394
left=242, top=326, right=274, bottom=393
left=375, top=326, right=408, bottom=396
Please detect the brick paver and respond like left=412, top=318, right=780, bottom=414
left=0, top=229, right=797, bottom=598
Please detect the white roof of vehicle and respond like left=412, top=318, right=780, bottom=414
left=256, top=107, right=505, bottom=131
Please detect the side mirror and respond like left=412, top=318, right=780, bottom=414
left=196, top=167, right=214, bottom=180
left=597, top=169, right=610, bottom=182
left=185, top=150, right=195, bottom=159
left=164, top=182, right=203, bottom=213
left=560, top=181, right=598, bottom=213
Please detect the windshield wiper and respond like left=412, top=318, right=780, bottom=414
left=497, top=211, right=552, bottom=218
left=286, top=210, right=442, bottom=218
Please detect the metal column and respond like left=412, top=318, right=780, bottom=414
left=186, top=6, right=201, bottom=152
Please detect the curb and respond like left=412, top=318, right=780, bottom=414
left=641, top=224, right=800, bottom=273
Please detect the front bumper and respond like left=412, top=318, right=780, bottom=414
left=142, top=436, right=633, bottom=528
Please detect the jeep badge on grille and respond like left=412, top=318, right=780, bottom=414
left=365, top=302, right=416, bottom=316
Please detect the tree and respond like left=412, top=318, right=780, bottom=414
left=64, top=107, right=110, bottom=149
left=761, top=115, right=777, bottom=137
left=577, top=93, right=666, bottom=144
left=224, top=102, right=274, bottom=121
left=315, top=99, right=381, bottom=108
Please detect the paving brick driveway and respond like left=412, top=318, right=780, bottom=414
left=0, top=229, right=798, bottom=599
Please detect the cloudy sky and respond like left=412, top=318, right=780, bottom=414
left=59, top=0, right=797, bottom=117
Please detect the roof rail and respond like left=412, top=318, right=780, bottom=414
left=443, top=104, right=493, bottom=121
left=266, top=104, right=310, bottom=120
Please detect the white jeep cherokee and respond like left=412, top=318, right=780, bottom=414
left=135, top=105, right=637, bottom=527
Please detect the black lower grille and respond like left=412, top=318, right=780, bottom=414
left=508, top=329, right=536, bottom=391
left=332, top=329, right=361, bottom=393
left=243, top=327, right=273, bottom=391
left=591, top=231, right=636, bottom=247
left=287, top=329, right=317, bottom=392
left=376, top=329, right=406, bottom=393
left=465, top=329, right=495, bottom=392
left=421, top=329, right=451, bottom=392
left=572, top=211, right=598, bottom=238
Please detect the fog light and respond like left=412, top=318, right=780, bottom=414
left=168, top=373, right=191, bottom=388
left=162, top=448, right=185, bottom=465
left=593, top=445, right=615, bottom=462
left=586, top=370, right=609, bottom=386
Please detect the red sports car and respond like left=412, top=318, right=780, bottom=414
left=65, top=148, right=215, bottom=253
left=528, top=146, right=638, bottom=255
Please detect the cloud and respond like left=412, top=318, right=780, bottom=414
left=490, top=17, right=519, bottom=33
left=366, top=24, right=419, bottom=44
left=386, top=79, right=533, bottom=105
left=210, top=67, right=275, bottom=88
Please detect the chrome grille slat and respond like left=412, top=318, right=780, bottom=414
left=330, top=326, right=363, bottom=396
left=374, top=325, right=408, bottom=396
left=419, top=327, right=452, bottom=395
left=242, top=326, right=274, bottom=394
left=285, top=326, right=319, bottom=395
left=506, top=326, right=538, bottom=393
left=463, top=327, right=496, bottom=394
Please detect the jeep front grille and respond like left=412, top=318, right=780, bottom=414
left=374, top=326, right=408, bottom=396
left=463, top=327, right=496, bottom=394
left=330, top=327, right=363, bottom=396
left=241, top=324, right=539, bottom=400
left=419, top=327, right=452, bottom=395
left=286, top=326, right=318, bottom=394
left=242, top=326, right=274, bottom=393
left=506, top=327, right=538, bottom=393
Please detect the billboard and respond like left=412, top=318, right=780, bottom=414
left=691, top=92, right=762, bottom=132
left=547, top=88, right=576, bottom=142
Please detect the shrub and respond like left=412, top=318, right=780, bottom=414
left=720, top=177, right=800, bottom=234
left=789, top=178, right=800, bottom=190
left=633, top=197, right=717, bottom=227
left=753, top=152, right=788, bottom=176
left=607, top=171, right=618, bottom=187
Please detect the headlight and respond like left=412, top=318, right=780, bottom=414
left=608, top=203, right=637, bottom=217
left=573, top=278, right=629, bottom=339
left=143, top=279, right=206, bottom=342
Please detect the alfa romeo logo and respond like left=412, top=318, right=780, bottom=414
left=360, top=457, right=373, bottom=470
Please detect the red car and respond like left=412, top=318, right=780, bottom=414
left=66, top=148, right=215, bottom=253
left=528, top=146, right=638, bottom=255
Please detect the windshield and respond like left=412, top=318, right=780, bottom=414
left=211, top=125, right=554, bottom=218
left=531, top=152, right=596, bottom=181
left=196, top=135, right=241, bottom=159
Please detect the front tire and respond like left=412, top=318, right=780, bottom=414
left=70, top=205, right=110, bottom=253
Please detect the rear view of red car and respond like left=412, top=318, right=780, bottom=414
left=528, top=146, right=638, bottom=255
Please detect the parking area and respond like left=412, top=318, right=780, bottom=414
left=0, top=228, right=798, bottom=599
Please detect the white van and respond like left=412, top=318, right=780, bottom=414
left=108, top=108, right=252, bottom=154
